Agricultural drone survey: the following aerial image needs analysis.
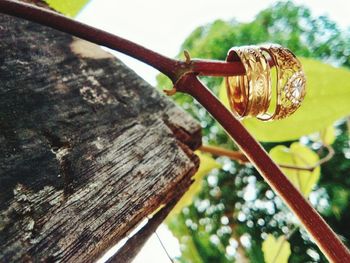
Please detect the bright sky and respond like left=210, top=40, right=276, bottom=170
left=77, top=1, right=349, bottom=262
left=77, top=0, right=349, bottom=86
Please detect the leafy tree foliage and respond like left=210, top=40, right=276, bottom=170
left=160, top=1, right=350, bottom=262
left=44, top=0, right=90, bottom=17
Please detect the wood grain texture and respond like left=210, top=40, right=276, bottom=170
left=0, top=14, right=201, bottom=262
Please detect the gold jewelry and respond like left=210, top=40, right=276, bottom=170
left=226, top=46, right=271, bottom=119
left=225, top=44, right=306, bottom=121
left=260, top=44, right=306, bottom=120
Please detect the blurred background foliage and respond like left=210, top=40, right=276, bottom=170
left=158, top=1, right=350, bottom=262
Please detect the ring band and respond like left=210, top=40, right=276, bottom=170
left=225, top=44, right=306, bottom=121
left=260, top=44, right=306, bottom=120
left=226, top=46, right=271, bottom=119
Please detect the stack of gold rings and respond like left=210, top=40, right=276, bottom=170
left=225, top=44, right=306, bottom=120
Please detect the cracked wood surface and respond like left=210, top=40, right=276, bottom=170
left=0, top=13, right=201, bottom=262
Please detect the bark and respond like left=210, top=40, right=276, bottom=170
left=0, top=13, right=201, bottom=262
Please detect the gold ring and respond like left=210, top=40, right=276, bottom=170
left=260, top=44, right=306, bottom=120
left=226, top=46, right=271, bottom=119
left=225, top=44, right=306, bottom=121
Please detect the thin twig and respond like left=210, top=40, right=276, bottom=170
left=155, top=231, right=175, bottom=263
left=199, top=145, right=249, bottom=163
left=199, top=144, right=335, bottom=172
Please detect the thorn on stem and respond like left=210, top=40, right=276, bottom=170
left=183, top=50, right=191, bottom=64
left=163, top=87, right=177, bottom=96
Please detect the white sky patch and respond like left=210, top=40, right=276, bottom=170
left=77, top=0, right=349, bottom=86
left=132, top=224, right=181, bottom=263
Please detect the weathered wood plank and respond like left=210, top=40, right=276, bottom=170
left=0, top=13, right=201, bottom=262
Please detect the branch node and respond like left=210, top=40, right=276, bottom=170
left=163, top=87, right=177, bottom=96
left=184, top=50, right=191, bottom=64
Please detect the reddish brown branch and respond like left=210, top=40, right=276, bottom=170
left=191, top=58, right=275, bottom=76
left=191, top=59, right=246, bottom=76
left=175, top=73, right=350, bottom=262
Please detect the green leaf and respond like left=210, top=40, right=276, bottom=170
left=330, top=186, right=350, bottom=220
left=262, top=234, right=291, bottom=263
left=44, top=0, right=90, bottom=17
left=218, top=79, right=230, bottom=109
left=269, top=142, right=320, bottom=197
left=170, top=151, right=220, bottom=215
left=166, top=214, right=204, bottom=263
left=320, top=126, right=336, bottom=145
left=241, top=58, right=350, bottom=142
